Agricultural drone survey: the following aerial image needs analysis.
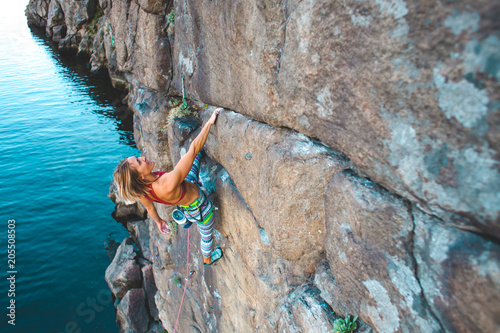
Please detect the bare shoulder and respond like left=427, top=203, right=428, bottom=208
left=156, top=172, right=176, bottom=194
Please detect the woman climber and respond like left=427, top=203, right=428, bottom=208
left=113, top=108, right=223, bottom=266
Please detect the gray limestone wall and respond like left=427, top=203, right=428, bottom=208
left=26, top=0, right=500, bottom=332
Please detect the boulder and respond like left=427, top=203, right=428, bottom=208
left=116, top=288, right=149, bottom=333
left=103, top=237, right=121, bottom=261
left=324, top=170, right=441, bottom=332
left=25, top=0, right=50, bottom=27
left=109, top=180, right=148, bottom=222
left=277, top=283, right=335, bottom=332
left=107, top=181, right=125, bottom=205
left=170, top=115, right=201, bottom=145
left=105, top=239, right=142, bottom=299
left=141, top=262, right=159, bottom=321
left=52, top=24, right=67, bottom=42
left=89, top=26, right=107, bottom=72
left=112, top=202, right=147, bottom=223
left=58, top=0, right=97, bottom=35
left=77, top=34, right=93, bottom=55
left=128, top=220, right=153, bottom=262
left=314, top=260, right=375, bottom=333
left=212, top=169, right=297, bottom=332
left=45, top=0, right=65, bottom=37
left=58, top=34, right=81, bottom=52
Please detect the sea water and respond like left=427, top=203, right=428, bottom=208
left=0, top=1, right=138, bottom=332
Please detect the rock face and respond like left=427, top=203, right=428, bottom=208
left=104, top=233, right=162, bottom=332
left=26, top=0, right=500, bottom=332
left=413, top=209, right=500, bottom=333
left=172, top=0, right=500, bottom=238
left=204, top=110, right=351, bottom=271
left=116, top=288, right=149, bottom=333
left=324, top=170, right=441, bottom=332
left=25, top=0, right=50, bottom=27
left=105, top=239, right=142, bottom=299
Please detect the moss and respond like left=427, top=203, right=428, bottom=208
left=167, top=220, right=178, bottom=235
left=165, top=98, right=198, bottom=126
left=172, top=276, right=182, bottom=287
left=86, top=4, right=104, bottom=36
left=167, top=9, right=175, bottom=27
left=164, top=9, right=175, bottom=34
left=168, top=98, right=181, bottom=108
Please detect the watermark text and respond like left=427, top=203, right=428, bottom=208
left=7, top=219, right=16, bottom=326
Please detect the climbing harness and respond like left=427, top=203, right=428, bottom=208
left=173, top=227, right=191, bottom=333
left=175, top=182, right=209, bottom=224
left=176, top=200, right=205, bottom=224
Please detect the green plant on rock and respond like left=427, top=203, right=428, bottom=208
left=162, top=98, right=196, bottom=131
left=332, top=314, right=358, bottom=333
left=86, top=4, right=104, bottom=36
left=167, top=9, right=175, bottom=27
left=172, top=276, right=182, bottom=287
left=168, top=98, right=181, bottom=107
left=166, top=102, right=196, bottom=126
left=167, top=220, right=178, bottom=235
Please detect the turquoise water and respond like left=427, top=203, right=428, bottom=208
left=0, top=1, right=138, bottom=332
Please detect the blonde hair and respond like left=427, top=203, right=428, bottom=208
left=113, top=157, right=151, bottom=204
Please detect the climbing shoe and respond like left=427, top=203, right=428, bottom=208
left=204, top=247, right=223, bottom=267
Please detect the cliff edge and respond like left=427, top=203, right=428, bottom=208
left=26, top=0, right=500, bottom=332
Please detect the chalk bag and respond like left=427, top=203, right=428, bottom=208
left=172, top=209, right=187, bottom=225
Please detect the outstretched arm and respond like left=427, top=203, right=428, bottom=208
left=140, top=197, right=170, bottom=233
left=163, top=108, right=221, bottom=191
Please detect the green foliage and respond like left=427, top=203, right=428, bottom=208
left=167, top=102, right=196, bottom=125
left=333, top=315, right=358, bottom=333
left=167, top=9, right=175, bottom=27
left=168, top=98, right=181, bottom=107
left=161, top=98, right=199, bottom=131
left=86, top=4, right=104, bottom=36
left=172, top=276, right=182, bottom=287
left=167, top=220, right=178, bottom=235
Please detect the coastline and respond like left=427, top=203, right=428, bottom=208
left=23, top=1, right=500, bottom=332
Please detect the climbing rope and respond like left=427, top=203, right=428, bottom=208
left=139, top=124, right=146, bottom=155
left=173, top=227, right=190, bottom=333
left=181, top=74, right=188, bottom=109
left=108, top=24, right=115, bottom=47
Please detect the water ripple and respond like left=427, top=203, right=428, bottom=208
left=0, top=1, right=135, bottom=332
